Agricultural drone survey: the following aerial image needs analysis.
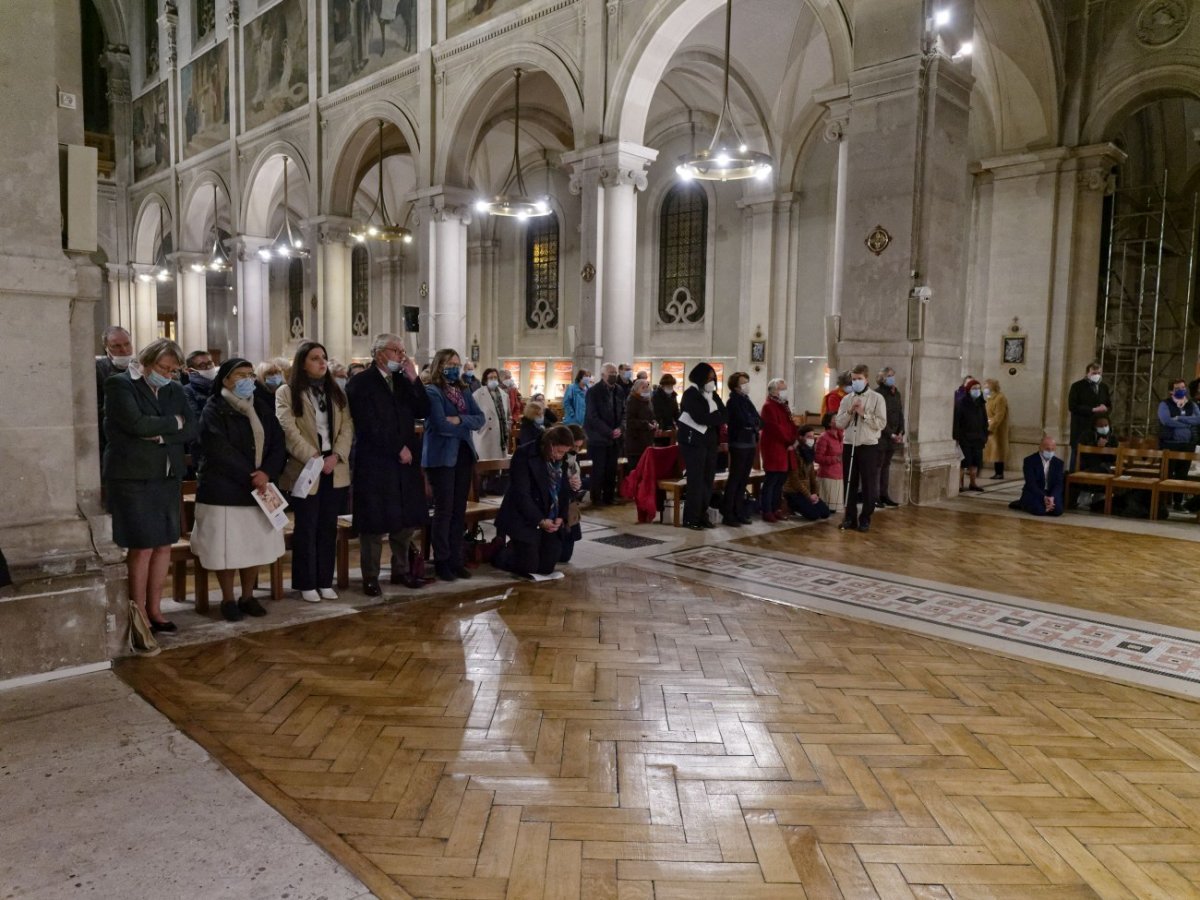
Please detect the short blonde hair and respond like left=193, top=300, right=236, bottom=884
left=523, top=400, right=545, bottom=421
left=137, top=338, right=184, bottom=370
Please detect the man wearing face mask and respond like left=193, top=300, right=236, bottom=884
left=1011, top=436, right=1064, bottom=517
left=833, top=364, right=888, bottom=532
left=1067, top=363, right=1112, bottom=469
left=617, top=364, right=635, bottom=401
left=873, top=367, right=905, bottom=507
left=1158, top=379, right=1200, bottom=511
left=462, top=362, right=481, bottom=395
left=584, top=363, right=625, bottom=506
left=96, top=326, right=135, bottom=463
left=652, top=374, right=680, bottom=444
left=182, top=350, right=218, bottom=475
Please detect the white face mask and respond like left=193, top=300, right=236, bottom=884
left=664, top=387, right=675, bottom=395
left=641, top=390, right=653, bottom=399
left=487, top=379, right=499, bottom=390
left=1087, top=373, right=1101, bottom=383
left=110, top=354, right=134, bottom=370
left=703, top=382, right=716, bottom=394
left=804, top=437, right=816, bottom=447
left=777, top=389, right=789, bottom=401
left=190, top=368, right=216, bottom=382
left=503, top=378, right=514, bottom=389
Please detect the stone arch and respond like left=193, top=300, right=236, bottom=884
left=241, top=141, right=311, bottom=237
left=437, top=43, right=585, bottom=187
left=1083, top=66, right=1200, bottom=145
left=325, top=100, right=422, bottom=216
left=180, top=172, right=233, bottom=250
left=90, top=0, right=127, bottom=47
left=132, top=192, right=171, bottom=263
left=659, top=48, right=775, bottom=159
left=607, top=0, right=851, bottom=145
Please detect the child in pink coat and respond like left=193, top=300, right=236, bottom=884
left=814, top=412, right=844, bottom=509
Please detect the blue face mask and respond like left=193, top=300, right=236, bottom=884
left=146, top=370, right=172, bottom=389
left=851, top=379, right=867, bottom=393
left=1174, top=388, right=1189, bottom=400
left=265, top=374, right=283, bottom=387
left=884, top=376, right=895, bottom=387
left=335, top=377, right=347, bottom=390
left=1040, top=450, right=1056, bottom=461
left=443, top=366, right=461, bottom=382
left=970, top=388, right=982, bottom=399
left=534, top=418, right=545, bottom=427
left=232, top=378, right=256, bottom=399
left=386, top=359, right=402, bottom=373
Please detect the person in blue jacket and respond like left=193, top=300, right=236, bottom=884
left=423, top=348, right=486, bottom=581
left=1159, top=378, right=1200, bottom=510
left=1010, top=436, right=1065, bottom=517
left=562, top=369, right=590, bottom=426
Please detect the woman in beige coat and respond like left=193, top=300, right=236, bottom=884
left=276, top=341, right=354, bottom=602
left=983, top=378, right=1009, bottom=479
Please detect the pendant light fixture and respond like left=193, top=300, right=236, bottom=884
left=675, top=0, right=772, bottom=182
left=258, top=157, right=310, bottom=260
left=138, top=205, right=174, bottom=282
left=191, top=182, right=233, bottom=273
left=351, top=121, right=414, bottom=244
left=474, top=68, right=551, bottom=220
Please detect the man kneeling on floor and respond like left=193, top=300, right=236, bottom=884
left=493, top=425, right=579, bottom=578
left=1009, top=436, right=1065, bottom=517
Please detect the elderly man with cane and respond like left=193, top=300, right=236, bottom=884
left=834, top=364, right=888, bottom=533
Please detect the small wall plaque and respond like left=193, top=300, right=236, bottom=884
left=865, top=225, right=891, bottom=256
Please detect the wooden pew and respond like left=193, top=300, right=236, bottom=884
left=657, top=469, right=766, bottom=527
left=1064, top=445, right=1117, bottom=509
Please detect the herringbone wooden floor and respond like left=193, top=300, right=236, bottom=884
left=119, top=538, right=1200, bottom=900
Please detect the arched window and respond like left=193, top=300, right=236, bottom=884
left=525, top=212, right=559, bottom=330
left=658, top=183, right=707, bottom=326
left=351, top=244, right=370, bottom=337
left=287, top=257, right=304, bottom=340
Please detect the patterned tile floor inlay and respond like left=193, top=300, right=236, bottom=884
left=650, top=545, right=1200, bottom=695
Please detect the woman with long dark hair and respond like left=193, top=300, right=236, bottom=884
left=722, top=371, right=760, bottom=526
left=675, top=363, right=727, bottom=530
left=275, top=341, right=353, bottom=603
left=423, top=348, right=486, bottom=581
left=494, top=425, right=576, bottom=577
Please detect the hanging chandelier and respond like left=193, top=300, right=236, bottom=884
left=474, top=68, right=552, bottom=220
left=675, top=0, right=772, bottom=182
left=351, top=121, right=414, bottom=244
left=258, top=157, right=310, bottom=260
left=191, top=182, right=233, bottom=273
left=138, top=205, right=174, bottom=282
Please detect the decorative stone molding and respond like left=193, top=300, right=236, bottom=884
left=815, top=84, right=851, bottom=144
left=226, top=0, right=240, bottom=28
left=160, top=5, right=178, bottom=67
left=102, top=46, right=132, bottom=104
left=1135, top=0, right=1189, bottom=48
left=563, top=142, right=658, bottom=195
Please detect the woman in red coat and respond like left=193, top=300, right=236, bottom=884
left=759, top=378, right=799, bottom=521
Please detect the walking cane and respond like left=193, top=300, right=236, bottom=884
left=841, top=411, right=860, bottom=518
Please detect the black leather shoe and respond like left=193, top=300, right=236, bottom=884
left=149, top=619, right=176, bottom=634
left=220, top=600, right=243, bottom=622
left=362, top=578, right=382, bottom=597
left=838, top=519, right=858, bottom=531
left=395, top=574, right=425, bottom=589
left=700, top=519, right=717, bottom=529
left=857, top=522, right=871, bottom=533
left=684, top=521, right=705, bottom=531
left=453, top=567, right=472, bottom=579
left=737, top=516, right=753, bottom=525
left=435, top=567, right=457, bottom=582
left=239, top=596, right=268, bottom=617
left=721, top=517, right=742, bottom=527
left=880, top=497, right=901, bottom=507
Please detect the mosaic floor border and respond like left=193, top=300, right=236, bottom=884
left=643, top=543, right=1200, bottom=699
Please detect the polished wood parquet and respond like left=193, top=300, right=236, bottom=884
left=119, top=550, right=1200, bottom=899
left=746, top=505, right=1200, bottom=632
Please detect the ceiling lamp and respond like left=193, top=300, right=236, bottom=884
left=351, top=121, right=414, bottom=244
left=475, top=69, right=552, bottom=219
left=192, top=182, right=233, bottom=273
left=259, top=157, right=310, bottom=260
left=675, top=0, right=772, bottom=183
left=139, top=205, right=174, bottom=282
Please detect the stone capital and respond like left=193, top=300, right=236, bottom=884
left=408, top=185, right=474, bottom=226
left=814, top=83, right=850, bottom=143
left=308, top=215, right=357, bottom=245
left=169, top=251, right=210, bottom=272
left=563, top=141, right=658, bottom=193
left=234, top=234, right=274, bottom=259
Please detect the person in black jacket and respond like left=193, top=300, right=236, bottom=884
left=182, top=349, right=217, bottom=475
left=584, top=363, right=625, bottom=506
left=103, top=338, right=197, bottom=634
left=623, top=378, right=658, bottom=470
left=517, top=399, right=546, bottom=448
left=873, top=366, right=905, bottom=507
left=676, top=363, right=727, bottom=529
left=190, top=358, right=288, bottom=622
left=345, top=333, right=432, bottom=594
left=95, top=325, right=135, bottom=467
left=1067, top=362, right=1113, bottom=469
left=494, top=426, right=576, bottom=577
left=721, top=371, right=760, bottom=526
left=651, top=374, right=680, bottom=446
left=952, top=379, right=990, bottom=493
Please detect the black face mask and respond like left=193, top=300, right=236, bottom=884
left=607, top=374, right=619, bottom=385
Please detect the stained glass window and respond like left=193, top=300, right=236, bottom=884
left=525, top=213, right=559, bottom=330
left=287, top=257, right=304, bottom=341
left=658, top=183, right=707, bottom=325
left=351, top=244, right=370, bottom=337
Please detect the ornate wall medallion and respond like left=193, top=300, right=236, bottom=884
left=419, top=281, right=429, bottom=298
left=865, top=225, right=891, bottom=256
left=581, top=262, right=596, bottom=283
left=1136, top=0, right=1188, bottom=47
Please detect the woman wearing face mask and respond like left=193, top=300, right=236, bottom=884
left=759, top=378, right=798, bottom=523
left=191, top=358, right=288, bottom=622
left=275, top=341, right=353, bottom=604
left=424, top=349, right=487, bottom=581
left=256, top=360, right=285, bottom=394
left=721, top=372, right=760, bottom=526
left=103, top=338, right=197, bottom=639
left=518, top=400, right=547, bottom=448
left=328, top=359, right=349, bottom=392
left=982, top=378, right=1009, bottom=480
left=563, top=370, right=590, bottom=426
left=493, top=426, right=577, bottom=577
left=784, top=426, right=832, bottom=520
left=623, top=377, right=658, bottom=470
left=472, top=367, right=512, bottom=461
left=676, top=363, right=727, bottom=530
left=952, top=378, right=990, bottom=492
left=652, top=374, right=680, bottom=445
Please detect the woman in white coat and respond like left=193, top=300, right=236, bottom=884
left=472, top=367, right=511, bottom=460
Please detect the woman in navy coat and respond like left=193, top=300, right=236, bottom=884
left=423, top=348, right=486, bottom=581
left=494, top=425, right=575, bottom=577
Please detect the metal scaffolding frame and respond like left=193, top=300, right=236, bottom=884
left=1098, top=171, right=1199, bottom=437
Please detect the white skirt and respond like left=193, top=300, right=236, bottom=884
left=191, top=503, right=285, bottom=570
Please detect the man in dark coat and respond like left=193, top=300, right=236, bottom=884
left=584, top=362, right=625, bottom=506
left=1067, top=362, right=1112, bottom=469
left=1010, top=436, right=1065, bottom=517
left=345, top=333, right=431, bottom=594
left=95, top=326, right=134, bottom=463
left=873, top=366, right=905, bottom=507
left=182, top=349, right=217, bottom=474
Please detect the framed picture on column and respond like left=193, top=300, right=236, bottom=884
left=1002, top=335, right=1027, bottom=367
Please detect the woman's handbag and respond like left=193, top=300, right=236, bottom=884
left=128, top=601, right=160, bottom=655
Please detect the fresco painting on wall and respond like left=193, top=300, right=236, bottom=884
left=327, top=0, right=417, bottom=92
left=144, top=0, right=159, bottom=80
left=180, top=41, right=229, bottom=159
left=243, top=0, right=309, bottom=131
left=446, top=0, right=525, bottom=37
left=132, top=81, right=170, bottom=182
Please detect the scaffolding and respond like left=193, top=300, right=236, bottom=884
left=1098, top=171, right=1199, bottom=438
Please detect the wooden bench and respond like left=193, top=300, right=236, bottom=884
left=1065, top=445, right=1118, bottom=509
left=471, top=457, right=511, bottom=500
left=657, top=469, right=765, bottom=527
left=1104, top=448, right=1167, bottom=517
left=1159, top=450, right=1200, bottom=521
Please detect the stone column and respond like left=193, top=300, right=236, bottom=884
left=564, top=142, right=657, bottom=369
left=315, top=218, right=354, bottom=364
left=175, top=255, right=209, bottom=354
left=106, top=263, right=134, bottom=332
left=835, top=0, right=976, bottom=504
left=469, top=238, right=499, bottom=362
left=817, top=87, right=851, bottom=329
left=412, top=187, right=472, bottom=357
left=376, top=252, right=404, bottom=339
left=737, top=194, right=780, bottom=396
left=130, top=266, right=160, bottom=349
left=236, top=238, right=272, bottom=364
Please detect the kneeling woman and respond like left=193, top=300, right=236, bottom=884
left=783, top=426, right=832, bottom=520
left=191, top=358, right=287, bottom=621
left=494, top=425, right=576, bottom=577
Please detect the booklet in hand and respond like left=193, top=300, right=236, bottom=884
left=291, top=456, right=324, bottom=498
left=253, top=482, right=290, bottom=530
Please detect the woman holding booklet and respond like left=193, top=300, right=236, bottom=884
left=276, top=341, right=354, bottom=604
left=191, top=357, right=287, bottom=622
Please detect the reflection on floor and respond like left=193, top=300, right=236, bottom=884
left=114, top=509, right=1200, bottom=899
